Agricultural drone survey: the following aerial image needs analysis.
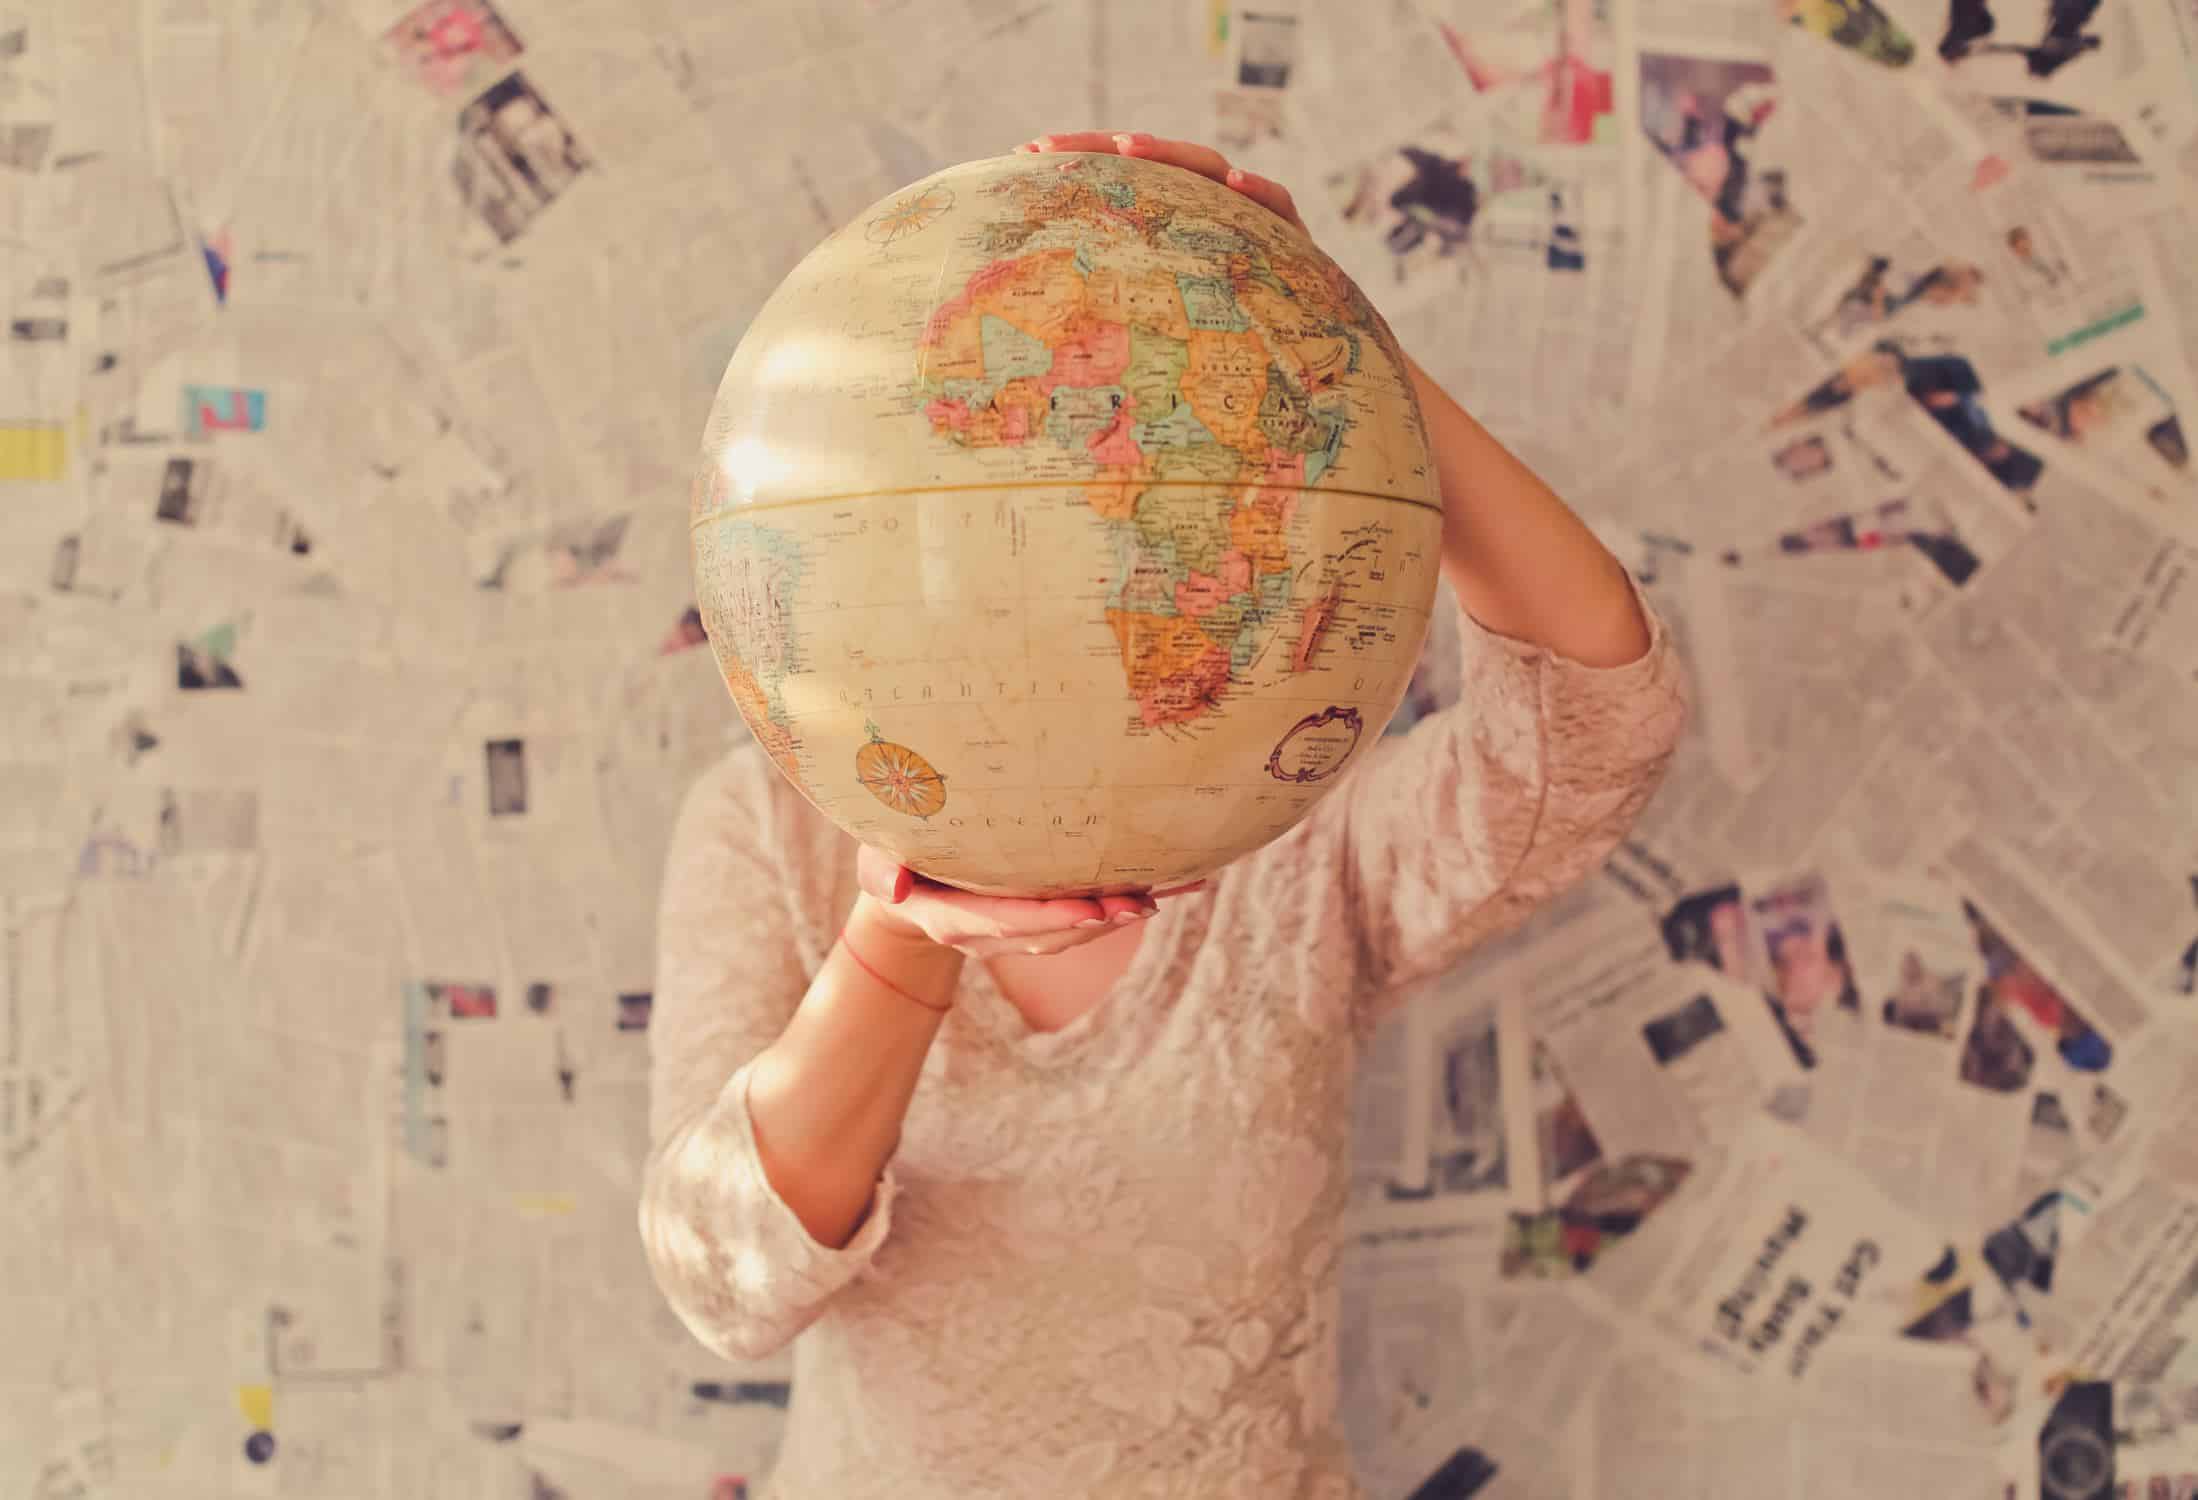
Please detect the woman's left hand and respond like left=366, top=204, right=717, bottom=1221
left=1018, top=131, right=1310, bottom=240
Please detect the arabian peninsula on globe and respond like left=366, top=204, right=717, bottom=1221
left=690, top=150, right=1445, bottom=898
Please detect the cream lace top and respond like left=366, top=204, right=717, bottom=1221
left=640, top=584, right=1688, bottom=1499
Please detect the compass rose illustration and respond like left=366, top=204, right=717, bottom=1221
left=854, top=718, right=949, bottom=817
left=864, top=184, right=955, bottom=245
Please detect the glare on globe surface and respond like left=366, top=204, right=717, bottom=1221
left=689, top=151, right=1444, bottom=899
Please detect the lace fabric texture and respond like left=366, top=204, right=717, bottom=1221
left=639, top=584, right=1689, bottom=1499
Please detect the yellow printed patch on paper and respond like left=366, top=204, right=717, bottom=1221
left=0, top=423, right=66, bottom=480
left=511, top=1191, right=577, bottom=1217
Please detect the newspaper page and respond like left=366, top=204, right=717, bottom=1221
left=1585, top=1331, right=2006, bottom=1497
left=2100, top=535, right=2198, bottom=677
left=1345, top=971, right=1519, bottom=1249
left=1335, top=1237, right=1543, bottom=1498
left=1629, top=1112, right=1960, bottom=1393
left=1983, top=296, right=2198, bottom=533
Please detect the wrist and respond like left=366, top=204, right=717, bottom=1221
left=847, top=894, right=961, bottom=975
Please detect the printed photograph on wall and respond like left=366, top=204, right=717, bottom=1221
left=176, top=622, right=245, bottom=690
left=1431, top=0, right=1619, bottom=147
left=1429, top=1013, right=1509, bottom=1197
left=1638, top=53, right=1803, bottom=296
left=383, top=0, right=524, bottom=98
left=453, top=71, right=591, bottom=252
left=2016, top=361, right=2188, bottom=504
left=1770, top=342, right=2046, bottom=499
left=486, top=738, right=527, bottom=817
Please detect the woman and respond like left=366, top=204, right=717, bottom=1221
left=640, top=132, right=1689, bottom=1499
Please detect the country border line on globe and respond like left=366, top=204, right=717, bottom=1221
left=688, top=477, right=1446, bottom=532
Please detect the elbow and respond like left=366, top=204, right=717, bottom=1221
left=1663, top=650, right=1695, bottom=756
left=1608, top=663, right=1690, bottom=845
left=637, top=1135, right=790, bottom=1365
left=1605, top=633, right=1692, bottom=799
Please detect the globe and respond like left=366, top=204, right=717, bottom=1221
left=689, top=150, right=1445, bottom=899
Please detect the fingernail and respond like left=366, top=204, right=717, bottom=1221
left=1112, top=910, right=1139, bottom=924
left=1113, top=133, right=1136, bottom=151
left=1075, top=917, right=1107, bottom=929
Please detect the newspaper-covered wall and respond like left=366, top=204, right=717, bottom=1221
left=2, top=0, right=2192, bottom=1495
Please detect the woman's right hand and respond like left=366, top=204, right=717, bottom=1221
left=854, top=843, right=1203, bottom=959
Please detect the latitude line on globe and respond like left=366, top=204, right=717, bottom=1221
left=689, top=477, right=1446, bottom=532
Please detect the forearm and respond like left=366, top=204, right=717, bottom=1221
left=745, top=896, right=961, bottom=1249
left=1402, top=351, right=1651, bottom=668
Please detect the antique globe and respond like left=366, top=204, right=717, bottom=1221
left=689, top=151, right=1444, bottom=899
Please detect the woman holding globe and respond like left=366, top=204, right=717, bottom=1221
left=642, top=132, right=1687, bottom=1498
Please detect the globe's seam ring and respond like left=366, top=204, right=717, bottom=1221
left=688, top=478, right=1446, bottom=532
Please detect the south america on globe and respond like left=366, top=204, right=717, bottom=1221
left=689, top=150, right=1445, bottom=899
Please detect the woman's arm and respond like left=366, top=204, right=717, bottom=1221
left=640, top=752, right=929, bottom=1362
left=1404, top=350, right=1652, bottom=669
left=1022, top=132, right=1689, bottom=1028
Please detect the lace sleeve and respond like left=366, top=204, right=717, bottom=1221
left=1341, top=576, right=1688, bottom=1035
left=637, top=749, right=902, bottom=1363
left=1215, top=574, right=1686, bottom=1035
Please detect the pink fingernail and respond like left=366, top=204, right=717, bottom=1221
left=1075, top=917, right=1107, bottom=929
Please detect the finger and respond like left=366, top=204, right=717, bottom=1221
left=1112, top=133, right=1235, bottom=187
left=1224, top=167, right=1304, bottom=231
left=1094, top=893, right=1155, bottom=923
left=856, top=844, right=913, bottom=904
left=1019, top=130, right=1129, bottom=154
left=1031, top=929, right=1105, bottom=956
left=1029, top=895, right=1116, bottom=930
left=960, top=926, right=1111, bottom=958
left=910, top=877, right=1105, bottom=933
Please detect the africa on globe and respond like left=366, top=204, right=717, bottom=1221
left=689, top=150, right=1445, bottom=899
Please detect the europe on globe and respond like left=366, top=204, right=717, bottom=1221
left=689, top=150, right=1445, bottom=898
